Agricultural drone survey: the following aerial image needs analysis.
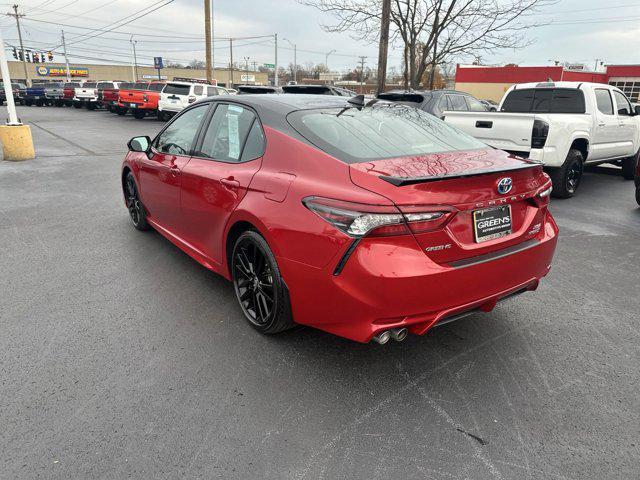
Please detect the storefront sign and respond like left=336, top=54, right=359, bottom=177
left=36, top=66, right=89, bottom=77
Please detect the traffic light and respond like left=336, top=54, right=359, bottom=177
left=33, top=52, right=40, bottom=63
left=47, top=51, right=53, bottom=62
left=12, top=47, right=18, bottom=59
left=18, top=49, right=24, bottom=61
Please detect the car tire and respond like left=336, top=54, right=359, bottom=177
left=86, top=103, right=96, bottom=111
left=636, top=185, right=640, bottom=207
left=73, top=103, right=82, bottom=109
left=132, top=109, right=146, bottom=119
left=124, top=172, right=150, bottom=231
left=548, top=149, right=584, bottom=199
left=25, top=99, right=32, bottom=106
left=622, top=151, right=638, bottom=180
left=231, top=231, right=295, bottom=335
left=157, top=111, right=168, bottom=121
left=116, top=107, right=127, bottom=116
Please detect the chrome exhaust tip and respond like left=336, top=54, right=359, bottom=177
left=390, top=328, right=408, bottom=342
left=372, top=330, right=392, bottom=345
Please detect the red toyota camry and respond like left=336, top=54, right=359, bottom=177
left=122, top=95, right=558, bottom=344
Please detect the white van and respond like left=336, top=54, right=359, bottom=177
left=157, top=82, right=229, bottom=120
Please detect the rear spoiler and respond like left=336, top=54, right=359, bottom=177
left=379, top=162, right=541, bottom=187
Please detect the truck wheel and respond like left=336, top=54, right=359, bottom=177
left=548, top=149, right=584, bottom=199
left=132, top=109, right=146, bottom=119
left=73, top=103, right=83, bottom=109
left=636, top=185, right=640, bottom=207
left=116, top=107, right=127, bottom=116
left=86, top=103, right=96, bottom=111
left=622, top=151, right=638, bottom=180
left=25, top=99, right=32, bottom=106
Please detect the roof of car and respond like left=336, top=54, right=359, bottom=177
left=197, top=93, right=352, bottom=116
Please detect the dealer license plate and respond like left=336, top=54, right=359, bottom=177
left=473, top=205, right=512, bottom=243
left=129, top=103, right=137, bottom=108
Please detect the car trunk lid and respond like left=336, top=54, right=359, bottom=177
left=348, top=148, right=549, bottom=264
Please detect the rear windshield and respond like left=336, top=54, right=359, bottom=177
left=119, top=83, right=133, bottom=89
left=377, top=92, right=426, bottom=104
left=82, top=83, right=97, bottom=88
left=64, top=82, right=80, bottom=88
left=149, top=83, right=165, bottom=92
left=164, top=84, right=191, bottom=95
left=283, top=85, right=332, bottom=95
left=288, top=104, right=486, bottom=163
left=133, top=82, right=150, bottom=90
left=501, top=88, right=585, bottom=113
left=97, top=82, right=114, bottom=89
left=238, top=86, right=277, bottom=94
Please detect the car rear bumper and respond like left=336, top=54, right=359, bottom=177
left=278, top=212, right=558, bottom=343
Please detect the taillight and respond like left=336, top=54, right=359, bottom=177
left=188, top=95, right=196, bottom=103
left=531, top=119, right=549, bottom=149
left=532, top=174, right=553, bottom=207
left=302, top=197, right=449, bottom=238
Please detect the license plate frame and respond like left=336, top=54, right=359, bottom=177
left=473, top=205, right=512, bottom=243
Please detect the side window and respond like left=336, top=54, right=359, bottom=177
left=240, top=120, right=266, bottom=161
left=465, top=96, right=486, bottom=112
left=154, top=104, right=208, bottom=155
left=595, top=89, right=614, bottom=115
left=613, top=90, right=632, bottom=116
left=193, top=85, right=204, bottom=96
left=447, top=95, right=468, bottom=111
left=198, top=104, right=259, bottom=162
left=217, top=88, right=229, bottom=96
left=207, top=86, right=217, bottom=96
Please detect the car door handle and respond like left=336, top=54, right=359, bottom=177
left=220, top=177, right=240, bottom=190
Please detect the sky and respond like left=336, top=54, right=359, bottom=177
left=1, top=0, right=639, bottom=74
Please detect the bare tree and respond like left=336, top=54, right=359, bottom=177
left=301, top=0, right=554, bottom=88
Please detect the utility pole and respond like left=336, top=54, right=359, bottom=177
left=210, top=0, right=215, bottom=82
left=594, top=59, right=600, bottom=71
left=359, top=56, right=367, bottom=93
left=274, top=33, right=278, bottom=86
left=204, top=0, right=213, bottom=83
left=130, top=36, right=138, bottom=81
left=243, top=56, right=249, bottom=84
left=61, top=30, right=71, bottom=82
left=9, top=5, right=29, bottom=86
left=377, top=0, right=391, bottom=93
left=229, top=38, right=234, bottom=87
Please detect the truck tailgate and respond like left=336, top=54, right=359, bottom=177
left=443, top=112, right=536, bottom=153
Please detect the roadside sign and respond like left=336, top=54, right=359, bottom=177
left=241, top=74, right=255, bottom=82
left=154, top=57, right=163, bottom=69
left=263, top=63, right=275, bottom=69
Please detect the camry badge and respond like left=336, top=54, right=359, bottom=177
left=497, top=177, right=513, bottom=195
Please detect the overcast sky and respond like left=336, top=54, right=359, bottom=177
left=1, top=0, right=638, bottom=73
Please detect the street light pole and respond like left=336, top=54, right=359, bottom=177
left=61, top=30, right=71, bottom=82
left=325, top=49, right=336, bottom=70
left=229, top=37, right=234, bottom=87
left=130, top=36, right=138, bottom=81
left=244, top=56, right=250, bottom=84
left=0, top=26, right=19, bottom=125
left=283, top=38, right=297, bottom=83
left=274, top=33, right=279, bottom=87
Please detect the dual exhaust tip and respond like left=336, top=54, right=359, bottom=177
left=372, top=328, right=408, bottom=345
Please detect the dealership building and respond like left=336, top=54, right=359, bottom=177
left=455, top=64, right=640, bottom=103
left=6, top=61, right=268, bottom=87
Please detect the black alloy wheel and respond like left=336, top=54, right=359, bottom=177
left=565, top=160, right=582, bottom=195
left=124, top=172, right=150, bottom=231
left=550, top=149, right=583, bottom=199
left=231, top=231, right=294, bottom=334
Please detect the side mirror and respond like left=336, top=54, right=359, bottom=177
left=128, top=136, right=151, bottom=153
left=634, top=105, right=640, bottom=116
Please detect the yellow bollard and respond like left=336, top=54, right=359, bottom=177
left=0, top=124, right=36, bottom=161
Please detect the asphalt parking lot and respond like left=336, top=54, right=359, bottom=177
left=1, top=104, right=639, bottom=480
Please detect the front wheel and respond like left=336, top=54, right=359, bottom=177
left=231, top=231, right=294, bottom=334
left=548, top=149, right=584, bottom=199
left=124, top=172, right=150, bottom=231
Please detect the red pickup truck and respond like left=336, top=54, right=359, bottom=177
left=100, top=82, right=122, bottom=112
left=117, top=81, right=165, bottom=119
left=63, top=81, right=82, bottom=106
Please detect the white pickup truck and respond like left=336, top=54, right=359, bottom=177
left=444, top=82, right=640, bottom=198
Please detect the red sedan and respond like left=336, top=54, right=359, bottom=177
left=122, top=95, right=558, bottom=344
